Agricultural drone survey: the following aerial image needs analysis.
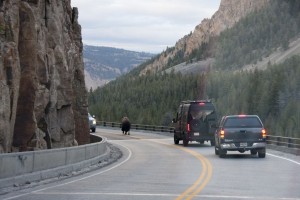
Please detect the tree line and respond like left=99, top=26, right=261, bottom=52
left=88, top=55, right=300, bottom=138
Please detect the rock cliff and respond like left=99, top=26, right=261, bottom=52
left=140, top=0, right=270, bottom=75
left=0, top=0, right=89, bottom=153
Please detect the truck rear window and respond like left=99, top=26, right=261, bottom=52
left=224, top=117, right=262, bottom=128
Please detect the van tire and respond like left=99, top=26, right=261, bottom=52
left=183, top=138, right=188, bottom=147
left=174, top=135, right=179, bottom=145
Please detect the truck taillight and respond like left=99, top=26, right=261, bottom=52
left=262, top=129, right=267, bottom=138
left=187, top=123, right=190, bottom=132
left=220, top=129, right=225, bottom=139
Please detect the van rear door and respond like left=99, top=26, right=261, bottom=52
left=188, top=102, right=216, bottom=134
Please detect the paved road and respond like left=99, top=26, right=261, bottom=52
left=2, top=127, right=300, bottom=200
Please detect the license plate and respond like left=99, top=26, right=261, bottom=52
left=240, top=142, right=247, bottom=147
left=194, top=132, right=199, bottom=136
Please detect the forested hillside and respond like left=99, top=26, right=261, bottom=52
left=215, top=0, right=300, bottom=69
left=207, top=56, right=300, bottom=137
left=89, top=56, right=300, bottom=137
left=88, top=0, right=300, bottom=137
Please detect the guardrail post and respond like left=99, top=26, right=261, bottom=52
left=277, top=137, right=281, bottom=146
left=288, top=138, right=292, bottom=148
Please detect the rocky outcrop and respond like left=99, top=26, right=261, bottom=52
left=0, top=0, right=89, bottom=153
left=140, top=0, right=270, bottom=75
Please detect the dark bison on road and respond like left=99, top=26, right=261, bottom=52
left=121, top=117, right=131, bottom=135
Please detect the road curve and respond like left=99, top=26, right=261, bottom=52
left=1, top=127, right=300, bottom=200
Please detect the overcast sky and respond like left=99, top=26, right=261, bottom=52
left=71, top=0, right=221, bottom=53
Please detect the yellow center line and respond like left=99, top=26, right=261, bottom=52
left=186, top=154, right=212, bottom=200
left=149, top=139, right=213, bottom=200
left=175, top=146, right=212, bottom=200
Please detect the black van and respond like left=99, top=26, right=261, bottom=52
left=173, top=100, right=217, bottom=146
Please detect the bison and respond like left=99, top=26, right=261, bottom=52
left=121, top=116, right=131, bottom=135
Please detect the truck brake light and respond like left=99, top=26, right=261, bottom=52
left=220, top=129, right=225, bottom=139
left=262, top=129, right=267, bottom=138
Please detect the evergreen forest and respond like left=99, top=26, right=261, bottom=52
left=89, top=55, right=300, bottom=138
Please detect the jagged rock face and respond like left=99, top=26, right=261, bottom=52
left=0, top=0, right=89, bottom=153
left=140, top=0, right=270, bottom=75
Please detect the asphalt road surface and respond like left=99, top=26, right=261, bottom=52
left=2, top=127, right=300, bottom=200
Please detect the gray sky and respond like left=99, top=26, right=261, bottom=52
left=71, top=0, right=221, bottom=53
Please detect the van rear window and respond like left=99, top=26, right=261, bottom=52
left=224, top=117, right=262, bottom=128
left=188, top=104, right=215, bottom=121
left=190, top=103, right=215, bottom=112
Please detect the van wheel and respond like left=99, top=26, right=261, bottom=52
left=174, top=135, right=179, bottom=145
left=183, top=138, right=188, bottom=147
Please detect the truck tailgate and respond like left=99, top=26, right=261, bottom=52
left=224, top=128, right=263, bottom=142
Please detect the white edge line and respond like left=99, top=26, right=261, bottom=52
left=267, top=153, right=300, bottom=166
left=3, top=142, right=132, bottom=200
left=17, top=192, right=300, bottom=200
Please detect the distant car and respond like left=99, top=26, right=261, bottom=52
left=173, top=100, right=217, bottom=147
left=214, top=115, right=267, bottom=158
left=88, top=113, right=96, bottom=132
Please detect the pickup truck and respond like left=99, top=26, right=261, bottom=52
left=214, top=115, right=267, bottom=158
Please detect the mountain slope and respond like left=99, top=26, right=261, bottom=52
left=139, top=0, right=270, bottom=75
left=140, top=0, right=300, bottom=75
left=83, top=45, right=155, bottom=89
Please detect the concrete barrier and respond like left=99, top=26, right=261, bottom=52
left=0, top=135, right=108, bottom=189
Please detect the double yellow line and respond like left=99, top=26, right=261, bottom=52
left=174, top=146, right=212, bottom=200
left=151, top=139, right=212, bottom=199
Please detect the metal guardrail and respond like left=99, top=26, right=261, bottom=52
left=97, top=121, right=174, bottom=133
left=97, top=121, right=300, bottom=153
left=266, top=135, right=300, bottom=149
